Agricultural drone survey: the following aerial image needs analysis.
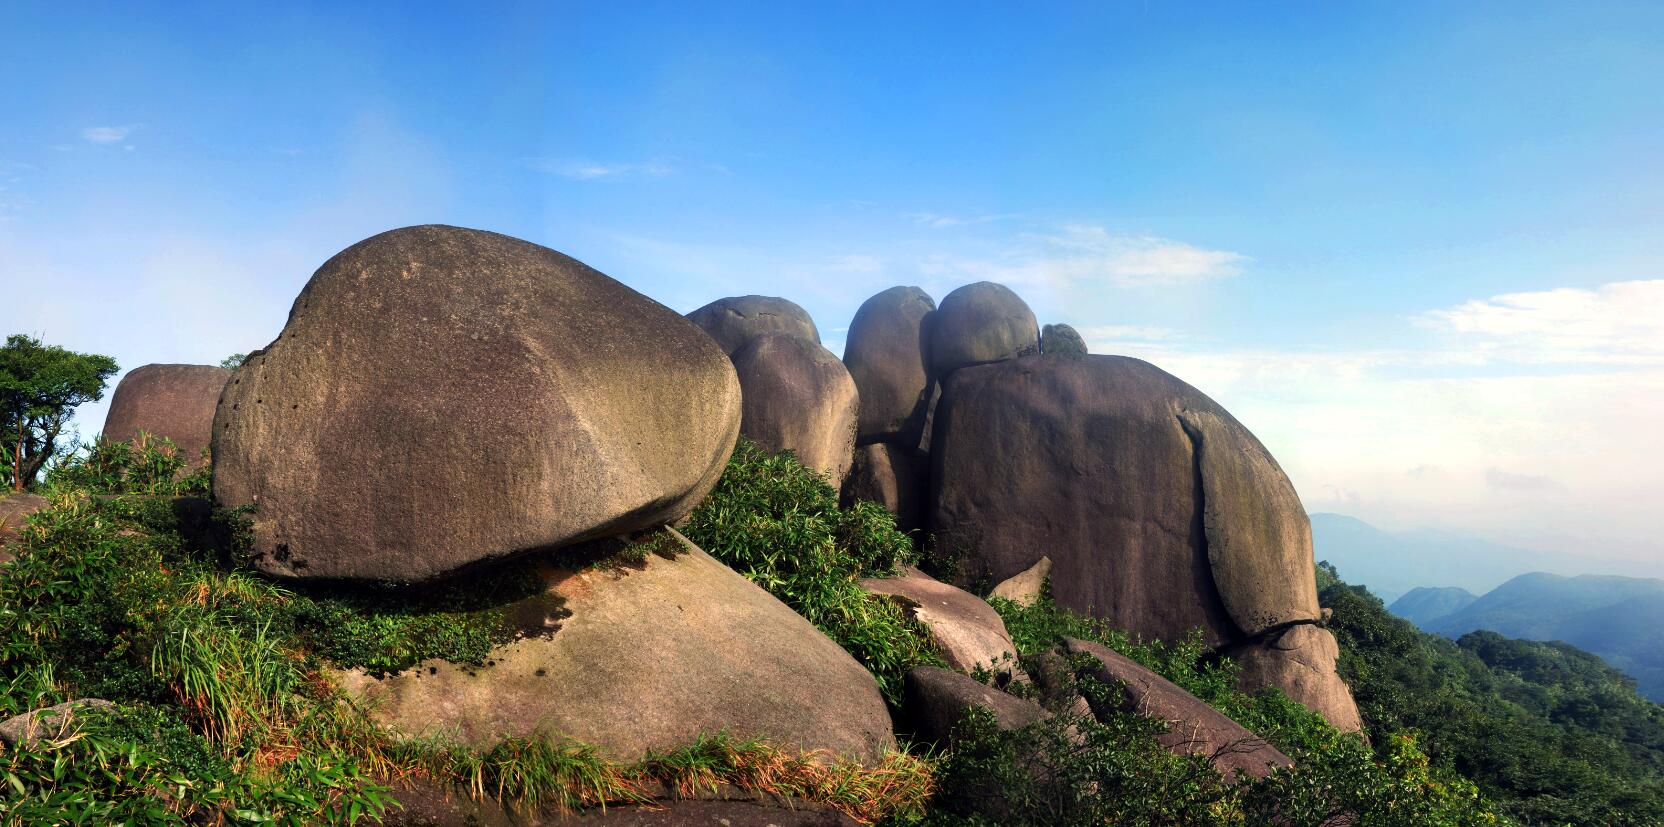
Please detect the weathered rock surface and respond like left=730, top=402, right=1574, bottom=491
left=928, top=282, right=1038, bottom=377
left=380, top=779, right=859, bottom=827
left=1065, top=638, right=1292, bottom=779
left=929, top=354, right=1320, bottom=646
left=842, top=286, right=935, bottom=444
left=212, top=225, right=741, bottom=582
left=0, top=493, right=48, bottom=563
left=102, top=364, right=231, bottom=465
left=686, top=296, right=821, bottom=356
left=338, top=529, right=893, bottom=763
left=731, top=334, right=859, bottom=484
left=860, top=567, right=1021, bottom=678
left=989, top=556, right=1051, bottom=608
left=841, top=443, right=926, bottom=535
left=1228, top=624, right=1364, bottom=732
left=904, top=666, right=1048, bottom=745
left=1040, top=323, right=1087, bottom=355
left=0, top=699, right=113, bottom=748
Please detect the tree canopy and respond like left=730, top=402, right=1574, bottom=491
left=0, top=334, right=118, bottom=491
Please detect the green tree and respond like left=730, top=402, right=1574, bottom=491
left=0, top=334, right=118, bottom=491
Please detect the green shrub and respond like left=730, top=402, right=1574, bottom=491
left=45, top=432, right=211, bottom=497
left=680, top=437, right=944, bottom=702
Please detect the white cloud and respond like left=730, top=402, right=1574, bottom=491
left=82, top=125, right=138, bottom=144
left=529, top=157, right=675, bottom=180
left=917, top=224, right=1248, bottom=289
left=1415, top=279, right=1664, bottom=365
left=904, top=211, right=1014, bottom=229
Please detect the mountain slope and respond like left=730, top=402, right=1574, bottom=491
left=1389, top=586, right=1477, bottom=627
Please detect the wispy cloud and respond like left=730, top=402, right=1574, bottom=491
left=528, top=157, right=675, bottom=180
left=918, top=224, right=1249, bottom=289
left=1485, top=467, right=1562, bottom=492
left=82, top=125, right=138, bottom=144
left=904, top=211, right=1016, bottom=229
left=1415, top=279, right=1664, bottom=365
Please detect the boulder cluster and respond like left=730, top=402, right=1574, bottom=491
left=66, top=223, right=1361, bottom=815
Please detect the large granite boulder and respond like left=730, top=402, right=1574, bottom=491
left=903, top=666, right=1048, bottom=746
left=0, top=492, right=48, bottom=564
left=212, top=225, right=742, bottom=582
left=337, top=529, right=893, bottom=763
left=1065, top=638, right=1291, bottom=780
left=841, top=443, right=926, bottom=535
left=1040, top=323, right=1087, bottom=355
left=102, top=364, right=231, bottom=465
left=730, top=334, right=858, bottom=484
left=929, top=354, right=1320, bottom=647
left=861, top=567, right=1021, bottom=678
left=1227, top=624, right=1363, bottom=732
left=928, top=282, right=1038, bottom=378
left=686, top=296, right=820, bottom=356
left=842, top=286, right=935, bottom=444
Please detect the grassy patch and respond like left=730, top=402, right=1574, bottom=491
left=679, top=437, right=945, bottom=703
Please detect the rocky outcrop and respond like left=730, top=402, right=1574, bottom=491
left=0, top=493, right=47, bottom=563
left=928, top=354, right=1319, bottom=647
left=1227, top=624, right=1363, bottom=732
left=989, top=556, right=1051, bottom=608
left=841, top=443, right=927, bottom=535
left=842, top=287, right=935, bottom=445
left=1040, top=323, right=1087, bottom=355
left=102, top=364, right=231, bottom=465
left=903, top=666, right=1048, bottom=745
left=860, top=567, right=1021, bottom=679
left=337, top=529, right=893, bottom=764
left=0, top=699, right=113, bottom=748
left=1065, top=638, right=1292, bottom=779
left=686, top=296, right=821, bottom=356
left=928, top=282, right=1038, bottom=377
left=212, top=225, right=741, bottom=582
left=731, top=334, right=859, bottom=484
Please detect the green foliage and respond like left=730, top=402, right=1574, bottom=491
left=0, top=333, right=118, bottom=491
left=680, top=437, right=944, bottom=702
left=1322, top=570, right=1664, bottom=825
left=45, top=431, right=211, bottom=496
left=220, top=353, right=249, bottom=369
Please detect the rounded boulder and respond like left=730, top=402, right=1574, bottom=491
left=928, top=282, right=1038, bottom=378
left=102, top=364, right=232, bottom=465
left=1040, top=323, right=1088, bottom=355
left=842, top=286, right=935, bottom=444
left=212, top=225, right=742, bottom=582
left=686, top=295, right=820, bottom=356
left=731, top=334, right=859, bottom=484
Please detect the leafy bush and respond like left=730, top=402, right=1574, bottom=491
left=680, top=437, right=944, bottom=701
left=45, top=431, right=211, bottom=497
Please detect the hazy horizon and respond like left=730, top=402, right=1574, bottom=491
left=3, top=3, right=1661, bottom=568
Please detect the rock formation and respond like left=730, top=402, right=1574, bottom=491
left=842, top=286, right=935, bottom=445
left=1040, top=323, right=1087, bottom=355
left=928, top=282, right=1039, bottom=377
left=841, top=443, right=927, bottom=535
left=0, top=492, right=47, bottom=565
left=1225, top=624, right=1364, bottom=732
left=212, top=225, right=742, bottom=582
left=686, top=295, right=821, bottom=356
left=730, top=333, right=859, bottom=484
left=102, top=363, right=231, bottom=465
left=860, top=567, right=1022, bottom=679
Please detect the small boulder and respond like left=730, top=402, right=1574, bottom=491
left=1065, top=638, right=1291, bottom=779
left=860, top=567, right=1022, bottom=679
left=1040, top=323, right=1088, bottom=355
left=102, top=364, right=231, bottom=466
left=928, top=282, right=1038, bottom=377
left=841, top=443, right=927, bottom=535
left=904, top=666, right=1048, bottom=745
left=337, top=529, right=893, bottom=764
left=731, top=334, right=859, bottom=484
left=1227, top=624, right=1364, bottom=732
left=212, top=225, right=742, bottom=582
left=989, top=556, right=1051, bottom=608
left=686, top=296, right=821, bottom=356
left=0, top=492, right=48, bottom=564
left=842, top=286, right=935, bottom=445
left=0, top=699, right=113, bottom=748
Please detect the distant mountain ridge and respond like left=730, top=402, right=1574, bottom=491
left=1388, top=586, right=1477, bottom=627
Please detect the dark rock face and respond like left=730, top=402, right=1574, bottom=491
left=928, top=282, right=1039, bottom=378
left=1040, top=323, right=1088, bottom=355
left=102, top=364, right=231, bottom=466
left=904, top=666, right=1048, bottom=745
left=841, top=443, right=926, bottom=535
left=731, top=334, right=859, bottom=484
left=686, top=295, right=821, bottom=356
left=1227, top=624, right=1363, bottom=732
left=0, top=493, right=48, bottom=563
left=928, top=354, right=1320, bottom=646
left=339, top=529, right=894, bottom=763
left=212, top=225, right=742, bottom=582
left=1065, top=638, right=1292, bottom=780
left=843, top=286, right=935, bottom=444
left=861, top=567, right=1021, bottom=678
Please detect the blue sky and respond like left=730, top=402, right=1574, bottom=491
left=3, top=2, right=1662, bottom=568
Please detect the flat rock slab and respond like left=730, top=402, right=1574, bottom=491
left=338, top=529, right=893, bottom=764
left=1064, top=638, right=1291, bottom=779
left=0, top=699, right=112, bottom=748
left=904, top=666, right=1048, bottom=745
left=860, top=567, right=1020, bottom=678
